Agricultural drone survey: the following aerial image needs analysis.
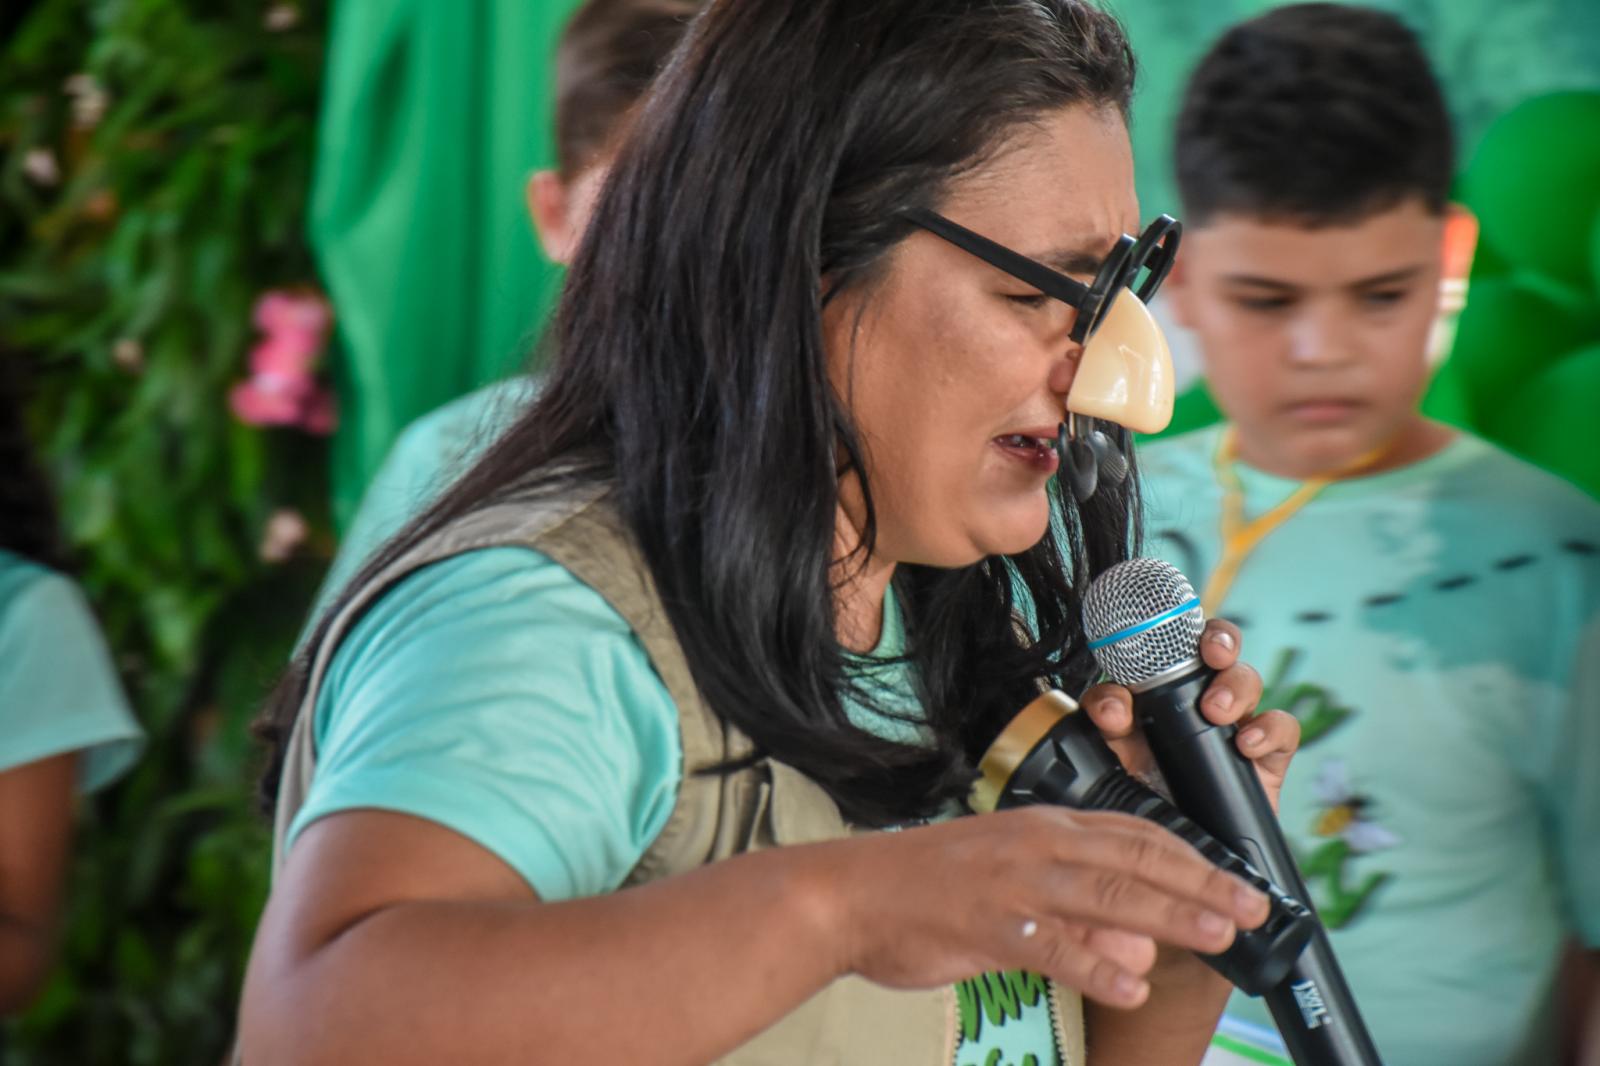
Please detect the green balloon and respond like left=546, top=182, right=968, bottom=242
left=1483, top=343, right=1600, bottom=500
left=1591, top=204, right=1600, bottom=296
left=1460, top=91, right=1600, bottom=288
left=1420, top=360, right=1475, bottom=431
left=1445, top=277, right=1597, bottom=425
left=1467, top=229, right=1514, bottom=283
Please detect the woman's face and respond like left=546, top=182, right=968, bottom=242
left=825, top=105, right=1139, bottom=568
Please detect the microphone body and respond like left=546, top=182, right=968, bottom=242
left=1084, top=559, right=1384, bottom=1066
left=976, top=692, right=1316, bottom=996
left=1135, top=668, right=1382, bottom=1065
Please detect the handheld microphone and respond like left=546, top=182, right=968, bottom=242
left=1082, top=558, right=1383, bottom=1065
left=973, top=691, right=1315, bottom=996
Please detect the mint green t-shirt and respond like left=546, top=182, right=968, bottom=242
left=290, top=545, right=1061, bottom=1065
left=1141, top=426, right=1600, bottom=1066
left=307, top=377, right=536, bottom=635
left=0, top=550, right=144, bottom=791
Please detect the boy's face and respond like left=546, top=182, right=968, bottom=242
left=1167, top=198, right=1445, bottom=477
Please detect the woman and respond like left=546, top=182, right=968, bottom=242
left=240, top=1, right=1300, bottom=1062
left=0, top=359, right=143, bottom=1017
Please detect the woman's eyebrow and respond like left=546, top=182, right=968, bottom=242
left=1032, top=245, right=1107, bottom=276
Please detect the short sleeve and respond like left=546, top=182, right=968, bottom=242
left=0, top=567, right=144, bottom=791
left=301, top=378, right=538, bottom=645
left=288, top=546, right=682, bottom=902
left=1544, top=612, right=1600, bottom=946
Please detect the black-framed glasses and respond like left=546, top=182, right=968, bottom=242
left=905, top=209, right=1182, bottom=342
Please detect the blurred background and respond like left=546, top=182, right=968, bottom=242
left=0, top=1, right=1596, bottom=1062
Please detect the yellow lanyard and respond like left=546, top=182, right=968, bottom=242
left=1201, top=429, right=1387, bottom=617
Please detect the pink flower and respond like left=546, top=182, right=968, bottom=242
left=230, top=379, right=302, bottom=426
left=232, top=288, right=338, bottom=433
left=249, top=332, right=319, bottom=380
left=254, top=290, right=331, bottom=342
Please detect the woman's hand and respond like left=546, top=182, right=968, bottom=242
left=833, top=622, right=1298, bottom=1016
left=831, top=803, right=1271, bottom=1011
left=1079, top=618, right=1300, bottom=812
left=1068, top=617, right=1302, bottom=1055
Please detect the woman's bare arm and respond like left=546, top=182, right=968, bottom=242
left=240, top=804, right=1267, bottom=1066
left=241, top=809, right=845, bottom=1066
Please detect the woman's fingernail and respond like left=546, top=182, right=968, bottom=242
left=1114, top=972, right=1147, bottom=1000
left=1097, top=698, right=1124, bottom=719
left=1208, top=689, right=1235, bottom=714
left=1238, top=885, right=1269, bottom=917
left=1196, top=910, right=1231, bottom=937
left=1210, top=630, right=1236, bottom=652
left=1240, top=727, right=1264, bottom=748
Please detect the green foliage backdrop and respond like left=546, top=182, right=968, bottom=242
left=1, top=2, right=330, bottom=1061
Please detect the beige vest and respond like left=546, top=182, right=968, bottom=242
left=271, top=478, right=1085, bottom=1065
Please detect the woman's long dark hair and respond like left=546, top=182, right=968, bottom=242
left=0, top=355, right=70, bottom=572
left=260, top=0, right=1142, bottom=827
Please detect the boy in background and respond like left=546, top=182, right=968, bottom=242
left=1140, top=6, right=1600, bottom=1063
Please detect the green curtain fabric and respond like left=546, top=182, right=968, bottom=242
left=309, top=0, right=582, bottom=528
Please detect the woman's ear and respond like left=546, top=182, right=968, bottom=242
left=527, top=170, right=580, bottom=265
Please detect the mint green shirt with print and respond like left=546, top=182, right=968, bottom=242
left=0, top=550, right=144, bottom=791
left=291, top=546, right=1060, bottom=1066
left=1141, top=426, right=1600, bottom=1066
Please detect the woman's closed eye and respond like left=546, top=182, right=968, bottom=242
left=1005, top=291, right=1051, bottom=308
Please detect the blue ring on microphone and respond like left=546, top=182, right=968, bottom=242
left=1087, top=597, right=1201, bottom=650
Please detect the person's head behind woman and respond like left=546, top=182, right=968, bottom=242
left=273, top=0, right=1144, bottom=827
left=527, top=0, right=704, bottom=264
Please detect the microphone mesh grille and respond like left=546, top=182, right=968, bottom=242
left=1082, top=558, right=1205, bottom=686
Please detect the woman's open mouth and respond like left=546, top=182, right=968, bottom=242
left=993, top=433, right=1061, bottom=473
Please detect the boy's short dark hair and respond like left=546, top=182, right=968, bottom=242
left=554, top=0, right=702, bottom=178
left=1175, top=3, right=1455, bottom=226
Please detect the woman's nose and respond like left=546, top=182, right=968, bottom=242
left=1048, top=342, right=1083, bottom=399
